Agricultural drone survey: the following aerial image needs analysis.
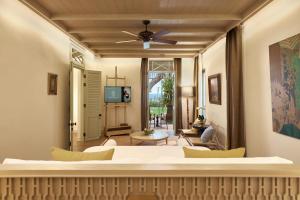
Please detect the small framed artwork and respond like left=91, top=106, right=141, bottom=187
left=208, top=74, right=221, bottom=105
left=48, top=73, right=58, bottom=95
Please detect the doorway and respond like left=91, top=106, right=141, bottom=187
left=69, top=48, right=103, bottom=151
left=148, top=60, right=175, bottom=132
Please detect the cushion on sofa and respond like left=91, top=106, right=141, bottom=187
left=183, top=147, right=245, bottom=158
left=2, top=156, right=293, bottom=165
left=200, top=125, right=214, bottom=143
left=103, top=139, right=117, bottom=146
left=84, top=146, right=210, bottom=160
left=51, top=147, right=114, bottom=161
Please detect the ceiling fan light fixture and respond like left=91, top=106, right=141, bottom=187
left=143, top=41, right=150, bottom=49
left=118, top=20, right=177, bottom=49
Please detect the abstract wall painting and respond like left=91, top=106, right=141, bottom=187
left=269, top=33, right=300, bottom=139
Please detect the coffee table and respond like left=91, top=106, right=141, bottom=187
left=130, top=131, right=169, bottom=145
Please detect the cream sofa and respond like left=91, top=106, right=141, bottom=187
left=2, top=145, right=293, bottom=165
left=1, top=145, right=298, bottom=199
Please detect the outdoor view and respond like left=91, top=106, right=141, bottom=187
left=148, top=71, right=175, bottom=130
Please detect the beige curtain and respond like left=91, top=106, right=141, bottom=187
left=193, top=56, right=199, bottom=120
left=174, top=58, right=183, bottom=134
left=140, top=58, right=148, bottom=130
left=226, top=26, right=245, bottom=149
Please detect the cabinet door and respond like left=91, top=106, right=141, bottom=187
left=83, top=70, right=102, bottom=140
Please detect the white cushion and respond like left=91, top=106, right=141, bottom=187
left=103, top=139, right=117, bottom=146
left=84, top=146, right=210, bottom=160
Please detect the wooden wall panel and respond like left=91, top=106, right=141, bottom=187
left=1, top=177, right=300, bottom=199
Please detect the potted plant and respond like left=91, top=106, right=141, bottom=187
left=197, top=114, right=206, bottom=125
left=143, top=128, right=154, bottom=135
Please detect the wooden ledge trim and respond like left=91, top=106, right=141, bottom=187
left=1, top=164, right=300, bottom=178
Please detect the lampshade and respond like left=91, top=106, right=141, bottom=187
left=182, top=86, right=194, bottom=97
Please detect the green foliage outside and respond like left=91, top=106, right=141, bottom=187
left=149, top=99, right=161, bottom=107
left=161, top=74, right=174, bottom=106
left=150, top=106, right=167, bottom=116
left=149, top=73, right=174, bottom=116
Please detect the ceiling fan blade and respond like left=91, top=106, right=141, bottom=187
left=122, top=31, right=138, bottom=37
left=152, top=30, right=170, bottom=38
left=115, top=39, right=137, bottom=44
left=152, top=38, right=177, bottom=45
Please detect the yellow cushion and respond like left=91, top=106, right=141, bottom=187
left=51, top=147, right=114, bottom=161
left=183, top=147, right=245, bottom=158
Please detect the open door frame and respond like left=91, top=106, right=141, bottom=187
left=69, top=63, right=84, bottom=150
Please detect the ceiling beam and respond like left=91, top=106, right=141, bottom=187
left=91, top=45, right=205, bottom=51
left=100, top=54, right=194, bottom=58
left=81, top=36, right=214, bottom=43
left=242, top=0, right=274, bottom=20
left=98, top=53, right=195, bottom=58
left=201, top=0, right=273, bottom=54
left=18, top=0, right=93, bottom=54
left=96, top=50, right=199, bottom=54
left=69, top=27, right=224, bottom=34
left=97, top=52, right=195, bottom=55
left=20, top=0, right=51, bottom=17
left=52, top=14, right=241, bottom=21
left=20, top=0, right=271, bottom=58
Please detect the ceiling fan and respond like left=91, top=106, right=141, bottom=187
left=116, top=20, right=177, bottom=49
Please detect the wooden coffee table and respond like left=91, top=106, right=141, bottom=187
left=130, top=131, right=169, bottom=145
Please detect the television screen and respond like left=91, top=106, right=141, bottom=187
left=104, top=86, right=131, bottom=103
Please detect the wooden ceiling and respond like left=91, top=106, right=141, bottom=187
left=19, top=0, right=272, bottom=58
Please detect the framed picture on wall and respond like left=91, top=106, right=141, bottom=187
left=208, top=74, right=221, bottom=105
left=269, top=33, right=300, bottom=139
left=48, top=73, right=58, bottom=95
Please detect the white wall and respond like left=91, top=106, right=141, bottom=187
left=96, top=58, right=142, bottom=132
left=181, top=58, right=194, bottom=86
left=0, top=0, right=201, bottom=161
left=243, top=0, right=300, bottom=163
left=0, top=0, right=95, bottom=161
left=201, top=38, right=227, bottom=147
left=97, top=58, right=195, bottom=131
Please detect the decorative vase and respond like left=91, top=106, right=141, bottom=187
left=199, top=119, right=206, bottom=125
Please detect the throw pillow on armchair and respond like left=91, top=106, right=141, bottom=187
left=200, top=126, right=214, bottom=143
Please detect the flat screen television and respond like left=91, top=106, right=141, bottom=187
left=104, top=86, right=131, bottom=103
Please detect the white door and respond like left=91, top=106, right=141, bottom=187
left=69, top=67, right=75, bottom=150
left=83, top=70, right=102, bottom=140
left=70, top=66, right=84, bottom=149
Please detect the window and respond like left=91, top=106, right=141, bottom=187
left=149, top=60, right=174, bottom=72
left=71, top=47, right=85, bottom=69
